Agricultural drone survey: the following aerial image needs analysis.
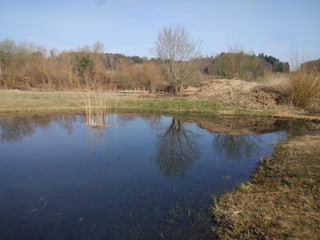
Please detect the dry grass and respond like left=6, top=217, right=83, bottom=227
left=1, top=89, right=320, bottom=121
left=212, top=135, right=320, bottom=239
left=195, top=79, right=283, bottom=110
left=263, top=73, right=291, bottom=92
left=290, top=69, right=320, bottom=108
left=0, top=89, right=248, bottom=117
left=257, top=72, right=289, bottom=85
left=85, top=94, right=111, bottom=128
left=0, top=90, right=89, bottom=113
left=0, top=90, right=137, bottom=114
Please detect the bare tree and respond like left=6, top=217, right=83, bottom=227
left=154, top=26, right=201, bottom=94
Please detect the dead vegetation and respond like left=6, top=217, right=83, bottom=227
left=212, top=135, right=320, bottom=240
left=198, top=79, right=277, bottom=109
left=85, top=95, right=107, bottom=128
left=181, top=78, right=291, bottom=110
left=290, top=69, right=320, bottom=109
left=180, top=73, right=320, bottom=115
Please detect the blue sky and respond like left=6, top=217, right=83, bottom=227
left=1, top=0, right=319, bottom=63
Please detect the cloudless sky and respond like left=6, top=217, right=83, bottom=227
left=1, top=0, right=319, bottom=63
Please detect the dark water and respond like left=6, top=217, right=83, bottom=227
left=0, top=114, right=315, bottom=240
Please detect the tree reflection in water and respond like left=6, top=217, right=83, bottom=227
left=0, top=114, right=78, bottom=143
left=0, top=117, right=35, bottom=142
left=212, top=134, right=260, bottom=161
left=156, top=118, right=199, bottom=178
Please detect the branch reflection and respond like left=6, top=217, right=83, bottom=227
left=0, top=117, right=34, bottom=142
left=156, top=118, right=199, bottom=178
left=0, top=114, right=78, bottom=142
left=212, top=134, right=260, bottom=161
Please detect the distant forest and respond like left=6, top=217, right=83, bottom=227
left=0, top=39, right=296, bottom=91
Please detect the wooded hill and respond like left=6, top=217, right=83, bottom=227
left=0, top=39, right=296, bottom=91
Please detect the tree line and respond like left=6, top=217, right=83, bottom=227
left=197, top=52, right=289, bottom=80
left=0, top=39, right=168, bottom=91
left=0, top=33, right=290, bottom=92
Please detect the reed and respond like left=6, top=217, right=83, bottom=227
left=85, top=93, right=108, bottom=128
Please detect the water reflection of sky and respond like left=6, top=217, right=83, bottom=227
left=0, top=114, right=309, bottom=239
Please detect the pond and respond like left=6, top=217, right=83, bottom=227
left=0, top=114, right=315, bottom=240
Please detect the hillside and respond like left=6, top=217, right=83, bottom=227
left=301, top=59, right=320, bottom=72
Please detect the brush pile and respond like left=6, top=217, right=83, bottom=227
left=181, top=79, right=286, bottom=110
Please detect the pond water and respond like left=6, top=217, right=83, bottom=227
left=0, top=114, right=314, bottom=240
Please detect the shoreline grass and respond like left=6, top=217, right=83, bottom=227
left=2, top=90, right=320, bottom=122
left=0, top=90, right=253, bottom=116
left=212, top=135, right=320, bottom=239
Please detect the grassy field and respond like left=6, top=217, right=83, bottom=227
left=0, top=90, right=255, bottom=116
left=2, top=90, right=320, bottom=121
left=212, top=135, right=320, bottom=239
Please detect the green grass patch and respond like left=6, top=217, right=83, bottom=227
left=0, top=90, right=270, bottom=117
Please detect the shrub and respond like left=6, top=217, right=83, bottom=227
left=111, top=62, right=165, bottom=91
left=212, top=52, right=272, bottom=81
left=290, top=68, right=320, bottom=108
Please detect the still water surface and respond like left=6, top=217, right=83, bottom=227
left=0, top=114, right=305, bottom=239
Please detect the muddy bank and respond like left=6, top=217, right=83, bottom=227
left=212, top=135, right=320, bottom=239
